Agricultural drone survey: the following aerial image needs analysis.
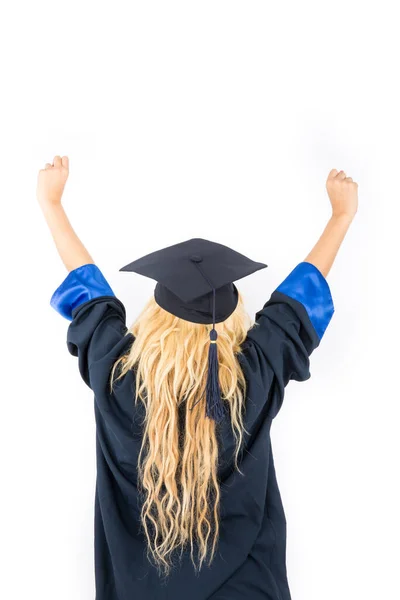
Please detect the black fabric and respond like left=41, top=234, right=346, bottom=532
left=66, top=290, right=320, bottom=600
left=119, top=237, right=267, bottom=324
left=154, top=281, right=239, bottom=324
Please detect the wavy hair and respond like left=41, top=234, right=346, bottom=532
left=110, top=291, right=252, bottom=579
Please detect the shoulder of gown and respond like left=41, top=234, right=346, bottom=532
left=50, top=263, right=134, bottom=389
left=243, top=261, right=335, bottom=418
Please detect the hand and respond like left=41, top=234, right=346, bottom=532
left=326, top=168, right=358, bottom=220
left=37, top=155, right=69, bottom=207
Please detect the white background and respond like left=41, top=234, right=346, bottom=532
left=1, top=2, right=399, bottom=599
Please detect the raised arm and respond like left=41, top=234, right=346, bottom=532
left=37, top=155, right=94, bottom=271
left=304, top=168, right=358, bottom=277
left=37, top=156, right=129, bottom=389
left=273, top=167, right=358, bottom=340
left=37, top=155, right=117, bottom=322
left=245, top=168, right=358, bottom=417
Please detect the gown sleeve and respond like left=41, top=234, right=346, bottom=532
left=50, top=263, right=130, bottom=389
left=244, top=261, right=335, bottom=418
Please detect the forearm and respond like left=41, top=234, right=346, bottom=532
left=304, top=214, right=353, bottom=278
left=41, top=203, right=94, bottom=272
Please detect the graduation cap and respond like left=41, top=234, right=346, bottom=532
left=119, top=238, right=267, bottom=423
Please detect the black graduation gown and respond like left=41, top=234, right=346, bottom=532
left=51, top=261, right=334, bottom=599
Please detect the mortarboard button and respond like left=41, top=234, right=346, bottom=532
left=190, top=255, right=203, bottom=263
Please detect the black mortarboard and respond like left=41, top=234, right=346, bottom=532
left=119, top=238, right=267, bottom=423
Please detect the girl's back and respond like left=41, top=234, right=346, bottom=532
left=54, top=259, right=332, bottom=600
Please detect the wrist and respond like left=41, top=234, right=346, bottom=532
left=330, top=212, right=354, bottom=226
left=38, top=196, right=63, bottom=212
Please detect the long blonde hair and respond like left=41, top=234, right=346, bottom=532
left=110, top=291, right=252, bottom=579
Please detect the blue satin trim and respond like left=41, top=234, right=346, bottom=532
left=50, top=263, right=115, bottom=320
left=275, top=261, right=334, bottom=339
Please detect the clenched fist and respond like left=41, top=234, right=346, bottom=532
left=326, top=169, right=358, bottom=220
left=37, top=155, right=69, bottom=207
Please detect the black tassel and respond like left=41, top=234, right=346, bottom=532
left=188, top=285, right=226, bottom=422
left=205, top=328, right=225, bottom=423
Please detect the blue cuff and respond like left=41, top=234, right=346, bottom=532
left=50, top=263, right=115, bottom=320
left=275, top=262, right=334, bottom=339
